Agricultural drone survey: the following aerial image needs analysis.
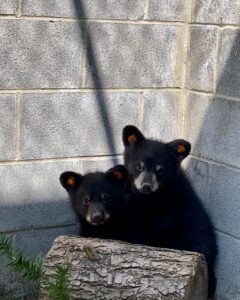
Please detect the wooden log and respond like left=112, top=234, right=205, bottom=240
left=39, top=235, right=208, bottom=300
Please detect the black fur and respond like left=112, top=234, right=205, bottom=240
left=60, top=165, right=128, bottom=240
left=123, top=125, right=217, bottom=298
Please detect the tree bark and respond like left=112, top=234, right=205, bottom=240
left=39, top=235, right=208, bottom=300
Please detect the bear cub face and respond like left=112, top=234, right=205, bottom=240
left=60, top=165, right=128, bottom=226
left=123, top=125, right=191, bottom=194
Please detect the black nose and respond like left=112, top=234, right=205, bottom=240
left=91, top=213, right=104, bottom=224
left=141, top=183, right=152, bottom=193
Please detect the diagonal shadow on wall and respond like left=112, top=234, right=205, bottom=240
left=185, top=28, right=240, bottom=299
left=186, top=30, right=240, bottom=169
left=72, top=0, right=119, bottom=164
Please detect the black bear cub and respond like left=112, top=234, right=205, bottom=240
left=60, top=165, right=128, bottom=240
left=123, top=125, right=217, bottom=298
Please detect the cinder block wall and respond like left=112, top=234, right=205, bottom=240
left=0, top=1, right=239, bottom=299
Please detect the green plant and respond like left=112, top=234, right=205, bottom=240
left=0, top=234, right=42, bottom=280
left=43, top=264, right=71, bottom=300
left=0, top=234, right=71, bottom=300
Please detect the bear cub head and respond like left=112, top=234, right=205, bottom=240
left=60, top=165, right=128, bottom=226
left=123, top=125, right=191, bottom=194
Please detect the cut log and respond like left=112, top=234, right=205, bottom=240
left=39, top=235, right=208, bottom=300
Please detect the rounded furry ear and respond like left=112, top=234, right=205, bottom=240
left=168, top=139, right=191, bottom=160
left=59, top=171, right=83, bottom=191
left=106, top=165, right=128, bottom=184
left=122, top=125, right=145, bottom=146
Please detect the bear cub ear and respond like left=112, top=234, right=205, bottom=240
left=106, top=165, right=128, bottom=184
left=168, top=139, right=191, bottom=160
left=122, top=125, right=145, bottom=146
left=59, top=171, right=83, bottom=191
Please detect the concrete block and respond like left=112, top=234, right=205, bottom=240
left=0, top=160, right=84, bottom=231
left=0, top=0, right=16, bottom=14
left=209, top=165, right=240, bottom=239
left=0, top=94, right=16, bottom=161
left=192, top=0, right=240, bottom=25
left=148, top=0, right=186, bottom=21
left=186, top=26, right=217, bottom=92
left=185, top=92, right=240, bottom=168
left=15, top=226, right=79, bottom=258
left=215, top=232, right=240, bottom=299
left=217, top=29, right=240, bottom=98
left=22, top=0, right=144, bottom=20
left=142, top=91, right=182, bottom=141
left=85, top=23, right=181, bottom=88
left=0, top=20, right=83, bottom=88
left=183, top=158, right=209, bottom=209
left=20, top=92, right=139, bottom=159
left=82, top=157, right=123, bottom=173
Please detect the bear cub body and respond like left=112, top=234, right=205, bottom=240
left=122, top=125, right=217, bottom=298
left=60, top=165, right=127, bottom=240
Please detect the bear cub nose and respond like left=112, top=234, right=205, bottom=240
left=91, top=213, right=104, bottom=224
left=141, top=183, right=152, bottom=193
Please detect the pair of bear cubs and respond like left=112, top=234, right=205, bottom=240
left=60, top=125, right=217, bottom=298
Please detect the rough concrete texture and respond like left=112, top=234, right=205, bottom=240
left=0, top=94, right=16, bottom=161
left=187, top=26, right=218, bottom=92
left=185, top=92, right=240, bottom=168
left=148, top=0, right=186, bottom=21
left=142, top=91, right=182, bottom=141
left=15, top=226, right=79, bottom=258
left=22, top=0, right=144, bottom=20
left=20, top=92, right=139, bottom=159
left=0, top=0, right=17, bottom=15
left=82, top=157, right=123, bottom=173
left=183, top=158, right=209, bottom=209
left=215, top=232, right=240, bottom=300
left=209, top=165, right=240, bottom=239
left=0, top=20, right=83, bottom=88
left=85, top=23, right=181, bottom=88
left=192, top=0, right=240, bottom=25
left=0, top=0, right=16, bottom=14
left=0, top=160, right=82, bottom=231
left=217, top=29, right=240, bottom=98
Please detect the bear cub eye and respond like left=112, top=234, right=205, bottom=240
left=135, top=161, right=144, bottom=172
left=101, top=193, right=108, bottom=203
left=155, top=164, right=165, bottom=176
left=83, top=195, right=90, bottom=206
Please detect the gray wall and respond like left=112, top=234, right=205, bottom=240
left=0, top=1, right=239, bottom=299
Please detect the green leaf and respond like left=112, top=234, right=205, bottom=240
left=0, top=234, right=14, bottom=258
left=44, top=263, right=71, bottom=300
left=0, top=234, right=42, bottom=281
